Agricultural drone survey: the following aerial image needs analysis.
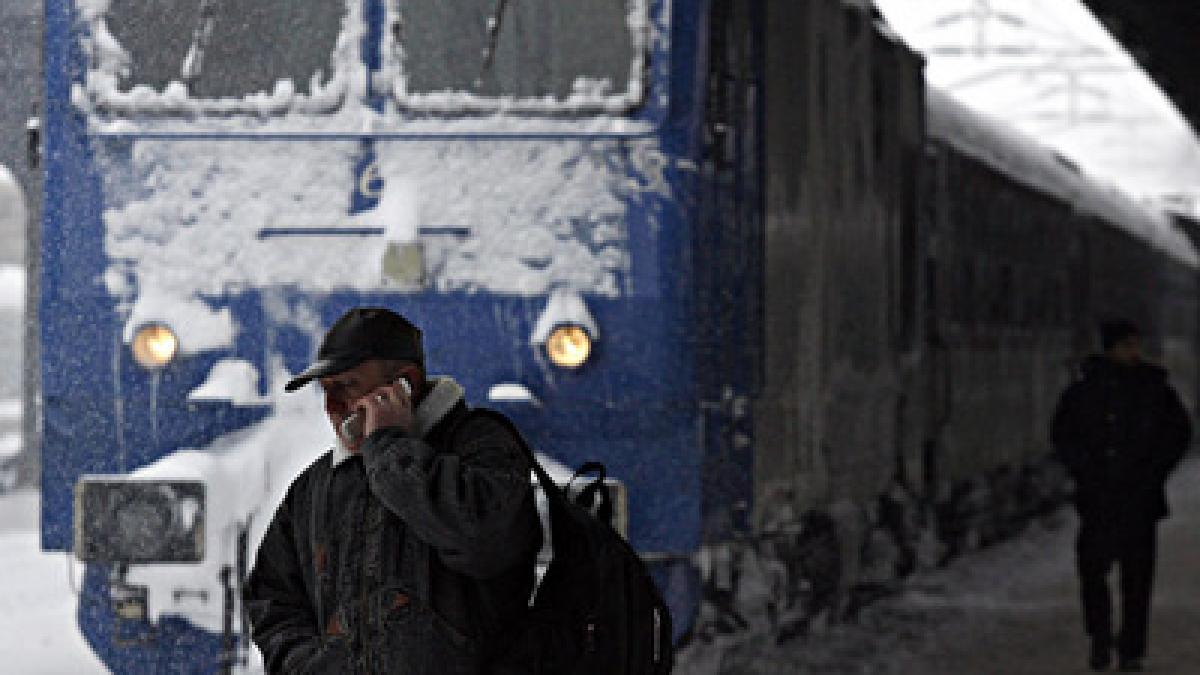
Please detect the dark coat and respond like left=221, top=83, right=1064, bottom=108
left=1051, top=356, right=1191, bottom=524
left=244, top=387, right=541, bottom=674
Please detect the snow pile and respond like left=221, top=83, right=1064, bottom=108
left=188, top=359, right=267, bottom=406
left=116, top=285, right=234, bottom=355
left=124, top=371, right=333, bottom=634
left=77, top=0, right=675, bottom=355
left=369, top=138, right=649, bottom=296
left=99, top=133, right=662, bottom=349
left=678, top=456, right=1200, bottom=673
left=676, top=510, right=1079, bottom=674
left=486, top=383, right=540, bottom=405
left=530, top=288, right=600, bottom=344
left=927, top=88, right=1200, bottom=269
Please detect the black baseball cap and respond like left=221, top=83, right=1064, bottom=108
left=285, top=307, right=424, bottom=392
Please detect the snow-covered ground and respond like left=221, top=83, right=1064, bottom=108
left=0, top=490, right=108, bottom=673
left=681, top=454, right=1200, bottom=674
left=4, top=456, right=1199, bottom=674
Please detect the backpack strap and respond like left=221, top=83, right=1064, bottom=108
left=569, top=462, right=614, bottom=527
left=450, top=408, right=620, bottom=547
left=449, top=407, right=569, bottom=511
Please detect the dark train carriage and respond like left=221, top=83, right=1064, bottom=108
left=753, top=0, right=926, bottom=587
left=686, top=6, right=1199, bottom=664
left=922, top=90, right=1200, bottom=542
left=923, top=89, right=1083, bottom=493
left=679, top=0, right=930, bottom=654
left=686, top=15, right=1197, bottom=661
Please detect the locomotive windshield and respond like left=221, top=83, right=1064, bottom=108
left=102, top=0, right=345, bottom=99
left=393, top=0, right=646, bottom=108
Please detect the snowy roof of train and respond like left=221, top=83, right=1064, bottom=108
left=925, top=88, right=1200, bottom=268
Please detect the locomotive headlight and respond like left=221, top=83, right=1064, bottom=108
left=131, top=324, right=178, bottom=369
left=74, top=479, right=205, bottom=564
left=545, top=325, right=592, bottom=368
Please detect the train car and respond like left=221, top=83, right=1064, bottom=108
left=682, top=0, right=930, bottom=652
left=682, top=64, right=1200, bottom=667
left=748, top=0, right=927, bottom=612
left=921, top=89, right=1199, bottom=552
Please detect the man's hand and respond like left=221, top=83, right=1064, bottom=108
left=356, top=379, right=414, bottom=440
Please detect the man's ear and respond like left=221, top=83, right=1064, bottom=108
left=398, top=363, right=424, bottom=391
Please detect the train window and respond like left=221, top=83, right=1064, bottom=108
left=392, top=0, right=646, bottom=108
left=102, top=0, right=346, bottom=100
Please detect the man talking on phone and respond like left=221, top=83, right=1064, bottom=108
left=245, top=307, right=541, bottom=674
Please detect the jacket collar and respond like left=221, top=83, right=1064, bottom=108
left=330, top=377, right=466, bottom=467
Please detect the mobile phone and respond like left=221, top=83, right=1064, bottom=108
left=340, top=377, right=412, bottom=443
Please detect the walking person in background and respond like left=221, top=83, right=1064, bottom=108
left=244, top=307, right=541, bottom=674
left=1051, top=319, right=1191, bottom=672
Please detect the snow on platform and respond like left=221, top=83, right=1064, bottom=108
left=681, top=454, right=1200, bottom=674
left=0, top=489, right=108, bottom=673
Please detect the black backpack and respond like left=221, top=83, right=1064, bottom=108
left=464, top=409, right=674, bottom=674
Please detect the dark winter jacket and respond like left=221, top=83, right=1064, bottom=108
left=244, top=378, right=542, bottom=674
left=1051, top=356, right=1191, bottom=523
